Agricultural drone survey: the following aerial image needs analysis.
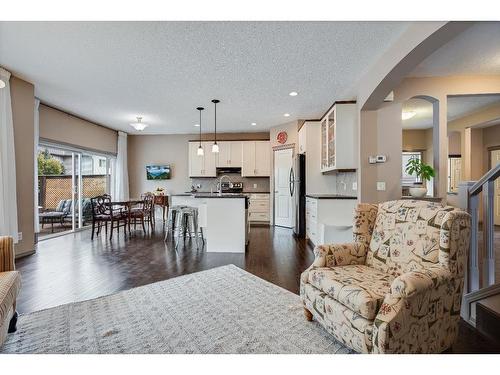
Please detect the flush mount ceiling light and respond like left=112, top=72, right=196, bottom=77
left=129, top=117, right=148, bottom=131
left=211, top=99, right=220, bottom=153
left=196, top=107, right=204, bottom=156
left=284, top=113, right=290, bottom=117
left=251, top=122, right=257, bottom=126
left=402, top=111, right=417, bottom=120
left=0, top=79, right=5, bottom=89
left=289, top=91, right=298, bottom=96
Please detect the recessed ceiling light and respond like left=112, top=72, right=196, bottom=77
left=251, top=122, right=257, bottom=126
left=402, top=111, right=417, bottom=120
left=129, top=117, right=148, bottom=131
left=284, top=113, right=290, bottom=117
left=289, top=91, right=298, bottom=96
left=194, top=123, right=200, bottom=127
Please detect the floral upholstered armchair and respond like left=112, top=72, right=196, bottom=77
left=300, top=200, right=471, bottom=353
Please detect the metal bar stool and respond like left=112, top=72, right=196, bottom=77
left=164, top=205, right=186, bottom=241
left=176, top=206, right=203, bottom=250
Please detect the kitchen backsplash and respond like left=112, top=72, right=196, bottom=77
left=190, top=176, right=270, bottom=193
left=334, top=171, right=358, bottom=197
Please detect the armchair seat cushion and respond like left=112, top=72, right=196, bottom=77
left=308, top=265, right=394, bottom=320
left=0, top=271, right=21, bottom=324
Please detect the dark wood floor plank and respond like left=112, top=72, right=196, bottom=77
left=14, top=224, right=499, bottom=353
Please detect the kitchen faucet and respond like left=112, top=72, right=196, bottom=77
left=218, top=175, right=232, bottom=196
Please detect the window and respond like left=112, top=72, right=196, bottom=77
left=402, top=151, right=423, bottom=185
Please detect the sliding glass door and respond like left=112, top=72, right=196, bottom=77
left=37, top=143, right=114, bottom=239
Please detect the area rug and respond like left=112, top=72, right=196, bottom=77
left=1, top=265, right=351, bottom=354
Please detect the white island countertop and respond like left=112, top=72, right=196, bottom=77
left=171, top=194, right=248, bottom=253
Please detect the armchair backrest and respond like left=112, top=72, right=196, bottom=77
left=365, top=200, right=470, bottom=277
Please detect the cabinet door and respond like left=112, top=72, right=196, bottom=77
left=189, top=142, right=204, bottom=177
left=320, top=118, right=328, bottom=170
left=216, top=141, right=231, bottom=167
left=254, top=141, right=270, bottom=176
left=229, top=141, right=242, bottom=167
left=203, top=142, right=217, bottom=176
left=298, top=125, right=306, bottom=154
left=241, top=141, right=256, bottom=176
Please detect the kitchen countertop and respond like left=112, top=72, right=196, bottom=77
left=306, top=194, right=358, bottom=200
left=171, top=193, right=247, bottom=198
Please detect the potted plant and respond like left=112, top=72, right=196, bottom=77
left=405, top=157, right=435, bottom=198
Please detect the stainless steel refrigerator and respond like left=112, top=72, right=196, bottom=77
left=290, top=153, right=306, bottom=237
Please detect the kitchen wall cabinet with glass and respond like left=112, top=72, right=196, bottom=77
left=320, top=101, right=358, bottom=173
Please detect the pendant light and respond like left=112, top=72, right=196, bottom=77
left=211, top=99, right=220, bottom=153
left=196, top=107, right=204, bottom=156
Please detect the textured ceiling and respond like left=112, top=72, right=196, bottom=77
left=0, top=21, right=409, bottom=134
left=410, top=22, right=500, bottom=78
left=402, top=94, right=500, bottom=130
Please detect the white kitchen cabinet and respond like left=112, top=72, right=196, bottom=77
left=298, top=124, right=307, bottom=154
left=320, top=102, right=358, bottom=172
left=242, top=141, right=270, bottom=177
left=217, top=141, right=243, bottom=168
left=305, top=196, right=357, bottom=247
left=188, top=141, right=217, bottom=177
left=247, top=193, right=270, bottom=224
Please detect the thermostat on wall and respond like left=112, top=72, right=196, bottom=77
left=376, top=155, right=387, bottom=163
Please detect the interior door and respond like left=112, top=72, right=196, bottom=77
left=492, top=149, right=500, bottom=225
left=274, top=148, right=293, bottom=228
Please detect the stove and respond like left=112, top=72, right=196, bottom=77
left=219, top=181, right=243, bottom=193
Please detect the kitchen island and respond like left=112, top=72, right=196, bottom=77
left=171, top=193, right=249, bottom=253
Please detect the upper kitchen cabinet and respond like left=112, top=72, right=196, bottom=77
left=188, top=141, right=217, bottom=177
left=216, top=141, right=242, bottom=168
left=242, top=140, right=271, bottom=177
left=320, top=101, right=358, bottom=172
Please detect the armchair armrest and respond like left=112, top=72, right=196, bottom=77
left=390, top=267, right=453, bottom=298
left=301, top=242, right=366, bottom=283
left=313, top=242, right=367, bottom=268
left=0, top=236, right=15, bottom=272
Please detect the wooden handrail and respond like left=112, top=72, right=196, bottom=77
left=469, top=163, right=500, bottom=196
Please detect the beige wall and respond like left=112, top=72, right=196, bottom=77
left=482, top=125, right=500, bottom=171
left=10, top=76, right=35, bottom=257
left=269, top=120, right=299, bottom=150
left=359, top=75, right=500, bottom=202
left=128, top=132, right=270, bottom=198
left=39, top=104, right=118, bottom=154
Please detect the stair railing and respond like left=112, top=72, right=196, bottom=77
left=467, top=163, right=500, bottom=292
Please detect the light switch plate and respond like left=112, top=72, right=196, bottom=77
left=18, top=232, right=22, bottom=241
left=352, top=182, right=357, bottom=191
left=253, top=183, right=257, bottom=188
left=377, top=182, right=386, bottom=191
left=369, top=156, right=377, bottom=164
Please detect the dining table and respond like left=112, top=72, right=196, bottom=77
left=109, top=198, right=144, bottom=235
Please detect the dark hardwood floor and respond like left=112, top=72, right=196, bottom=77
left=14, top=224, right=500, bottom=353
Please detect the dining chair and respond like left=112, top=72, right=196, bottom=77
left=90, top=194, right=128, bottom=240
left=129, top=193, right=155, bottom=234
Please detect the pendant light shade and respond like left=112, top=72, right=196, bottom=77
left=197, top=107, right=204, bottom=156
left=212, top=99, right=220, bottom=153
